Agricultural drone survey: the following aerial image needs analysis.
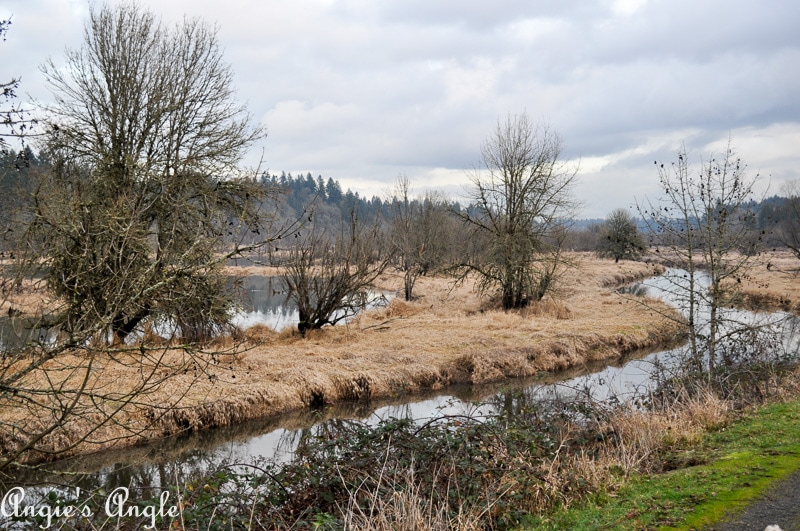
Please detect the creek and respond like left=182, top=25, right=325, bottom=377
left=5, top=269, right=799, bottom=494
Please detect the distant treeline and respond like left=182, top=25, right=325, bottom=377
left=258, top=170, right=795, bottom=250
left=257, top=170, right=469, bottom=225
left=0, top=147, right=42, bottom=196
left=0, top=148, right=796, bottom=252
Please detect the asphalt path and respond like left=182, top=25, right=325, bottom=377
left=711, top=469, right=800, bottom=531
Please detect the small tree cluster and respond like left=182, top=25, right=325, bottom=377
left=387, top=175, right=456, bottom=300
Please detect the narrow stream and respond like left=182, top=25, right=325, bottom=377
left=5, top=270, right=799, bottom=495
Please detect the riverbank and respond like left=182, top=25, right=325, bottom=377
left=642, top=248, right=800, bottom=315
left=520, top=370, right=800, bottom=530
left=735, top=250, right=800, bottom=315
left=2, top=254, right=683, bottom=464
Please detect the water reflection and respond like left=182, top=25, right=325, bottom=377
left=0, top=276, right=295, bottom=353
left=0, top=315, right=57, bottom=351
left=230, top=275, right=392, bottom=331
left=231, top=275, right=298, bottom=330
left=0, top=275, right=389, bottom=351
left=5, top=269, right=799, bottom=497
left=3, top=355, right=659, bottom=493
left=620, top=269, right=800, bottom=369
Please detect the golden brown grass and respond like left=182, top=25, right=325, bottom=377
left=0, top=275, right=53, bottom=317
left=339, top=462, right=488, bottom=531
left=644, top=248, right=800, bottom=315
left=733, top=249, right=800, bottom=314
left=3, top=253, right=686, bottom=462
left=596, top=389, right=730, bottom=476
left=510, top=388, right=734, bottom=517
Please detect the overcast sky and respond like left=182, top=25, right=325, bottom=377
left=2, top=0, right=799, bottom=218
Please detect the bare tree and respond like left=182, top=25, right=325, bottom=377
left=387, top=175, right=454, bottom=300
left=1, top=18, right=36, bottom=152
left=31, top=2, right=269, bottom=343
left=640, top=143, right=763, bottom=376
left=564, top=221, right=603, bottom=252
left=458, top=113, right=578, bottom=309
left=388, top=175, right=418, bottom=300
left=282, top=211, right=390, bottom=335
left=1, top=18, right=38, bottom=242
left=0, top=3, right=278, bottom=470
left=415, top=192, right=460, bottom=273
left=597, top=208, right=645, bottom=263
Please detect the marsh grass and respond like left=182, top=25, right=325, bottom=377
left=337, top=458, right=488, bottom=531
left=1, top=255, right=684, bottom=464
left=524, top=373, right=800, bottom=530
left=592, top=388, right=730, bottom=477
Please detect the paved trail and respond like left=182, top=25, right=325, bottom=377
left=711, top=469, right=800, bottom=531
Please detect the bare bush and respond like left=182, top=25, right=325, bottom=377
left=281, top=211, right=390, bottom=335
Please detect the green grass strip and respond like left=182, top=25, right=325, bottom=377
left=520, top=400, right=800, bottom=530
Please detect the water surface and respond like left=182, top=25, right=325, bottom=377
left=6, top=269, right=799, bottom=493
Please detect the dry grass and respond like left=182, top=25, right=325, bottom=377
left=732, top=250, right=800, bottom=314
left=2, top=253, right=687, bottom=462
left=339, top=462, right=487, bottom=531
left=225, top=264, right=283, bottom=277
left=0, top=275, right=53, bottom=317
left=596, top=389, right=730, bottom=476
left=507, top=388, right=734, bottom=516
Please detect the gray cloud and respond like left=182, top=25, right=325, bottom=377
left=2, top=0, right=799, bottom=217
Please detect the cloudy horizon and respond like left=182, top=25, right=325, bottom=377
left=2, top=0, right=799, bottom=218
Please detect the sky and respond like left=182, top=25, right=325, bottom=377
left=2, top=0, right=799, bottom=218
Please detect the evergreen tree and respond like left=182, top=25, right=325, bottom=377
left=326, top=177, right=343, bottom=204
left=316, top=175, right=326, bottom=200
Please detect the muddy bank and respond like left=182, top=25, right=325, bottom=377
left=2, top=255, right=683, bottom=465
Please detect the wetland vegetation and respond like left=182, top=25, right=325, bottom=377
left=2, top=3, right=800, bottom=529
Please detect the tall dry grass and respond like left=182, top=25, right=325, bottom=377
left=305, top=384, right=740, bottom=530
left=338, top=461, right=489, bottom=531
left=594, top=389, right=730, bottom=476
left=2, top=254, right=685, bottom=464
